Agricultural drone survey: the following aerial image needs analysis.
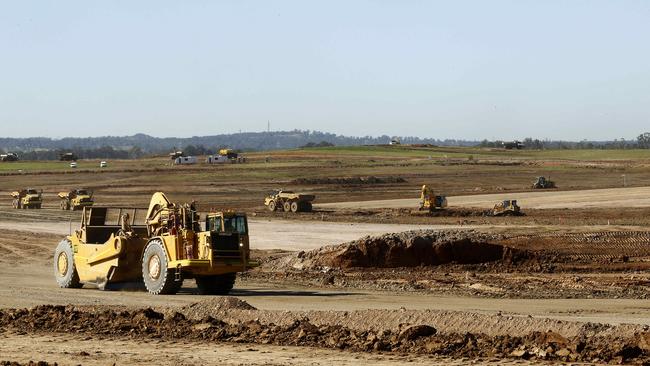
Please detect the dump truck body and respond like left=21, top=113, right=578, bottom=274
left=54, top=192, right=256, bottom=295
left=264, top=190, right=315, bottom=212
left=11, top=188, right=42, bottom=209
left=58, top=189, right=94, bottom=210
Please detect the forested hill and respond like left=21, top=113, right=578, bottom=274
left=0, top=130, right=473, bottom=154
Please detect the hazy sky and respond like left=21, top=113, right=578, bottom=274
left=1, top=1, right=649, bottom=140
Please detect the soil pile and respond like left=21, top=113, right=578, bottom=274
left=1, top=305, right=649, bottom=364
left=264, top=230, right=527, bottom=270
left=178, top=297, right=257, bottom=320
left=292, top=176, right=406, bottom=185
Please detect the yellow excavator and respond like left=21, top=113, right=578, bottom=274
left=419, top=185, right=447, bottom=212
left=53, top=192, right=256, bottom=295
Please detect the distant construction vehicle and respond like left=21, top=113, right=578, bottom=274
left=58, top=189, right=94, bottom=210
left=206, top=149, right=246, bottom=164
left=502, top=141, right=524, bottom=150
left=11, top=188, right=43, bottom=209
left=491, top=200, right=522, bottom=216
left=53, top=192, right=256, bottom=295
left=419, top=185, right=447, bottom=212
left=0, top=152, right=18, bottom=162
left=169, top=151, right=184, bottom=160
left=532, top=176, right=556, bottom=189
left=264, top=190, right=315, bottom=213
left=60, top=152, right=78, bottom=161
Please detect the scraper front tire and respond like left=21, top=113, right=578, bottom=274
left=54, top=239, right=82, bottom=288
left=142, top=239, right=180, bottom=295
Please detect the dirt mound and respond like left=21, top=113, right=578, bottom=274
left=1, top=305, right=649, bottom=364
left=178, top=297, right=256, bottom=320
left=265, top=230, right=526, bottom=270
left=292, top=176, right=406, bottom=185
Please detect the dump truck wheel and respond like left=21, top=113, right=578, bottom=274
left=54, top=240, right=82, bottom=288
left=268, top=201, right=276, bottom=211
left=290, top=201, right=299, bottom=213
left=195, top=273, right=236, bottom=295
left=283, top=201, right=291, bottom=212
left=142, top=239, right=180, bottom=295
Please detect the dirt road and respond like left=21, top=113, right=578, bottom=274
left=0, top=217, right=469, bottom=251
left=4, top=332, right=514, bottom=366
left=318, top=186, right=650, bottom=210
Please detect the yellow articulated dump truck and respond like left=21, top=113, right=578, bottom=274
left=53, top=192, right=256, bottom=295
left=11, top=188, right=43, bottom=209
left=58, top=189, right=94, bottom=210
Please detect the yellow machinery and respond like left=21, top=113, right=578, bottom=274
left=58, top=189, right=94, bottom=210
left=53, top=192, right=256, bottom=295
left=491, top=200, right=522, bottom=216
left=264, top=190, right=315, bottom=212
left=419, top=185, right=447, bottom=212
left=217, top=148, right=246, bottom=163
left=11, top=188, right=42, bottom=209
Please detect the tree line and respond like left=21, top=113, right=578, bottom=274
left=479, top=133, right=650, bottom=150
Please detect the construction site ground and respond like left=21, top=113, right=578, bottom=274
left=1, top=147, right=650, bottom=365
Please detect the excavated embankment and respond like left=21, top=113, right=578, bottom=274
left=263, top=230, right=529, bottom=271
left=1, top=305, right=650, bottom=364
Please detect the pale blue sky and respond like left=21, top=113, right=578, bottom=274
left=1, top=1, right=648, bottom=140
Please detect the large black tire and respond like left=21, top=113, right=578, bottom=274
left=54, top=239, right=82, bottom=288
left=290, top=201, right=299, bottom=213
left=195, top=273, right=236, bottom=295
left=268, top=201, right=276, bottom=211
left=12, top=200, right=19, bottom=209
left=142, top=239, right=181, bottom=295
left=283, top=201, right=291, bottom=212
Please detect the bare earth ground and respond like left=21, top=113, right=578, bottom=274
left=318, top=185, right=650, bottom=210
left=1, top=221, right=650, bottom=364
left=2, top=150, right=650, bottom=364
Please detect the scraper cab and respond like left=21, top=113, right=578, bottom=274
left=53, top=192, right=256, bottom=295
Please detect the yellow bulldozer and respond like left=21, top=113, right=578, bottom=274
left=419, top=185, right=447, bottom=212
left=58, top=189, right=94, bottom=210
left=53, top=192, right=256, bottom=295
left=11, top=188, right=42, bottom=209
left=490, top=199, right=522, bottom=216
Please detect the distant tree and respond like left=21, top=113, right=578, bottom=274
left=128, top=146, right=144, bottom=159
left=638, top=133, right=650, bottom=149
